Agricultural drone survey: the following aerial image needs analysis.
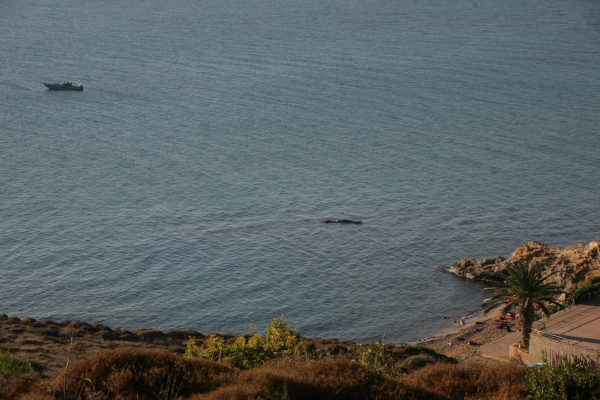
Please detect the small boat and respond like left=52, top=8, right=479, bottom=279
left=323, top=219, right=362, bottom=224
left=43, top=81, right=83, bottom=91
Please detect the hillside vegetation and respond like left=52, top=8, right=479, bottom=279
left=2, top=347, right=530, bottom=400
left=2, top=315, right=599, bottom=399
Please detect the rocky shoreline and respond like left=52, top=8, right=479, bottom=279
left=448, top=239, right=600, bottom=292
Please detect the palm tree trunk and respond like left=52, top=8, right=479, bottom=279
left=521, top=304, right=535, bottom=349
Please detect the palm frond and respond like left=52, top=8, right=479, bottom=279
left=480, top=261, right=566, bottom=347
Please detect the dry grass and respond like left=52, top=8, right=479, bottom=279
left=1, top=347, right=529, bottom=400
left=401, top=362, right=527, bottom=400
left=0, top=315, right=529, bottom=400
left=192, top=358, right=443, bottom=400
left=60, top=348, right=232, bottom=399
left=7, top=348, right=233, bottom=400
left=0, top=374, right=50, bottom=400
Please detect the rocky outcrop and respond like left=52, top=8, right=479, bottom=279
left=448, top=240, right=600, bottom=292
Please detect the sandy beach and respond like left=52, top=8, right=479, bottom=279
left=417, top=306, right=517, bottom=361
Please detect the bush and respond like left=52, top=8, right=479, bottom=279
left=402, top=354, right=437, bottom=371
left=358, top=341, right=405, bottom=377
left=357, top=343, right=456, bottom=377
left=0, top=374, right=49, bottom=400
left=194, top=359, right=442, bottom=400
left=400, top=345, right=440, bottom=357
left=59, top=347, right=232, bottom=400
left=265, top=315, right=304, bottom=358
left=567, top=277, right=600, bottom=306
left=185, top=316, right=306, bottom=369
left=526, top=363, right=600, bottom=400
left=399, top=345, right=456, bottom=366
left=186, top=333, right=273, bottom=369
left=0, top=350, right=33, bottom=380
left=402, top=363, right=527, bottom=400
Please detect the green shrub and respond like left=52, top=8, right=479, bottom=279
left=197, top=333, right=227, bottom=362
left=184, top=316, right=306, bottom=369
left=184, top=336, right=203, bottom=358
left=356, top=343, right=456, bottom=377
left=401, top=345, right=439, bottom=357
left=265, top=315, right=303, bottom=357
left=402, top=354, right=437, bottom=371
left=358, top=341, right=405, bottom=377
left=567, top=277, right=600, bottom=306
left=191, top=333, right=273, bottom=369
left=526, top=363, right=600, bottom=400
left=237, top=333, right=273, bottom=368
left=587, top=276, right=600, bottom=285
left=0, top=350, right=33, bottom=380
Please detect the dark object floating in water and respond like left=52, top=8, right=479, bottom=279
left=323, top=219, right=362, bottom=224
left=43, top=81, right=83, bottom=91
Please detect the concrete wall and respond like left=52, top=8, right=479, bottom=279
left=509, top=343, right=529, bottom=364
left=529, top=332, right=598, bottom=369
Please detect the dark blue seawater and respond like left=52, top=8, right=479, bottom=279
left=1, top=0, right=599, bottom=343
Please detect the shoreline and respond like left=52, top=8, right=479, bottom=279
left=416, top=305, right=515, bottom=360
left=419, top=308, right=487, bottom=342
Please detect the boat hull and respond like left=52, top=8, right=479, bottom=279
left=43, top=83, right=83, bottom=91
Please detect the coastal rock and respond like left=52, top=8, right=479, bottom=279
left=448, top=257, right=506, bottom=280
left=448, top=240, right=600, bottom=291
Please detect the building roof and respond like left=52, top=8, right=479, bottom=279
left=532, top=296, right=600, bottom=353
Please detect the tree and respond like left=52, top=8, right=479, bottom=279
left=483, top=261, right=564, bottom=349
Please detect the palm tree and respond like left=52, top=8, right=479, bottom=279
left=483, top=261, right=564, bottom=349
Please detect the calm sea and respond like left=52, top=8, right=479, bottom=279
left=1, top=0, right=599, bottom=343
